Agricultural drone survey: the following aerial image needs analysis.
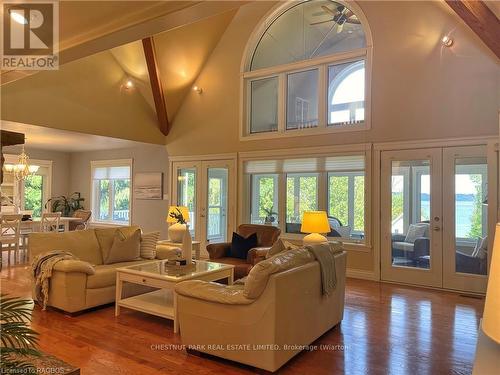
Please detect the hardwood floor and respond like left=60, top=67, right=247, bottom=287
left=1, top=262, right=484, bottom=375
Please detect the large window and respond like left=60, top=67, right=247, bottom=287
left=91, top=160, right=132, bottom=225
left=245, top=153, right=367, bottom=242
left=243, top=0, right=370, bottom=138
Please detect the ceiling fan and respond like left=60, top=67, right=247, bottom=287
left=310, top=5, right=360, bottom=33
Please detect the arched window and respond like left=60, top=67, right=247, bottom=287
left=241, top=0, right=371, bottom=138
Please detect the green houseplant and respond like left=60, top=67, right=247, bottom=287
left=0, top=295, right=40, bottom=372
left=45, top=192, right=85, bottom=217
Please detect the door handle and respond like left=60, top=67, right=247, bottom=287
left=433, top=226, right=440, bottom=231
left=200, top=214, right=206, bottom=218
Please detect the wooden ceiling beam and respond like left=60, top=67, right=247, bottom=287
left=1, top=130, right=25, bottom=147
left=142, top=37, right=169, bottom=136
left=445, top=0, right=500, bottom=59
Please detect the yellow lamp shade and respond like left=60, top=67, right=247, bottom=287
left=300, top=211, right=330, bottom=234
left=166, top=206, right=190, bottom=223
left=482, top=223, right=500, bottom=344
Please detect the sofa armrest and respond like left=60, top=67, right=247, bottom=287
left=156, top=245, right=181, bottom=260
left=414, top=238, right=430, bottom=258
left=247, top=247, right=270, bottom=265
left=175, top=280, right=254, bottom=305
left=392, top=234, right=406, bottom=242
left=456, top=251, right=486, bottom=274
left=207, top=242, right=231, bottom=259
left=52, top=260, right=95, bottom=275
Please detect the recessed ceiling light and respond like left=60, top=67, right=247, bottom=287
left=441, top=35, right=453, bottom=47
left=193, top=85, right=202, bottom=94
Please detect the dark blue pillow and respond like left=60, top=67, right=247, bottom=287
left=229, top=232, right=258, bottom=259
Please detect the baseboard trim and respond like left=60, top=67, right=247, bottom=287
left=346, top=268, right=378, bottom=281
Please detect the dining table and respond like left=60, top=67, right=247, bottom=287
left=0, top=214, right=81, bottom=232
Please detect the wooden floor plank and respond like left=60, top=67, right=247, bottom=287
left=1, top=263, right=483, bottom=375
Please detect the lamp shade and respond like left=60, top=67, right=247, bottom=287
left=301, top=211, right=330, bottom=234
left=482, top=223, right=500, bottom=343
left=166, top=206, right=190, bottom=223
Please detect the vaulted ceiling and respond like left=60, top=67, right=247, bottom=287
left=1, top=1, right=245, bottom=144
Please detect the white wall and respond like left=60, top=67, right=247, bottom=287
left=69, top=145, right=170, bottom=239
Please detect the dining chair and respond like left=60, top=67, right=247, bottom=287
left=70, top=210, right=92, bottom=231
left=1, top=214, right=22, bottom=267
left=40, top=212, right=62, bottom=232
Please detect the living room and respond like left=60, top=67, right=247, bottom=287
left=1, top=1, right=499, bottom=374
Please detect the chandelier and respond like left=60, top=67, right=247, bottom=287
left=3, top=146, right=39, bottom=181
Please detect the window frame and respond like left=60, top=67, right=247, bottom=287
left=240, top=0, right=373, bottom=141
left=240, top=144, right=372, bottom=249
left=90, top=159, right=133, bottom=226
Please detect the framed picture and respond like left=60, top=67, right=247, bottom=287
left=134, top=172, right=163, bottom=200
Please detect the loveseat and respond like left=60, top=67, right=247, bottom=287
left=28, top=226, right=176, bottom=313
left=175, top=245, right=347, bottom=372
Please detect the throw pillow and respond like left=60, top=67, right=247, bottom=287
left=229, top=232, right=258, bottom=259
left=104, top=229, right=141, bottom=264
left=405, top=224, right=427, bottom=243
left=265, top=239, right=299, bottom=259
left=140, top=231, right=160, bottom=259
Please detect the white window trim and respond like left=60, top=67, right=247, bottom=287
left=3, top=154, right=53, bottom=215
left=239, top=0, right=373, bottom=141
left=239, top=144, right=372, bottom=250
left=90, top=158, right=133, bottom=226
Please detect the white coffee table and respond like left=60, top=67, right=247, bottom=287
left=115, top=260, right=234, bottom=333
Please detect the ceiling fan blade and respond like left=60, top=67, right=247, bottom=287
left=321, top=5, right=337, bottom=16
left=310, top=19, right=334, bottom=26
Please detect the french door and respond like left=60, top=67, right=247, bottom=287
left=171, top=159, right=236, bottom=255
left=381, top=146, right=491, bottom=293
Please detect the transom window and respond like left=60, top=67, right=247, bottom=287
left=242, top=0, right=371, bottom=138
left=91, top=159, right=132, bottom=225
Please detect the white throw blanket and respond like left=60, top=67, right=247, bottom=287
left=306, top=243, right=341, bottom=296
left=31, top=250, right=78, bottom=310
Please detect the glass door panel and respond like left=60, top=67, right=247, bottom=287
left=176, top=167, right=198, bottom=238
left=443, top=146, right=490, bottom=293
left=390, top=160, right=431, bottom=270
left=381, top=149, right=442, bottom=288
left=206, top=168, right=228, bottom=244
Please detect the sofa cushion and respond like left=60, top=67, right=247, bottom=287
left=266, top=239, right=299, bottom=259
left=405, top=224, right=427, bottom=243
left=29, top=229, right=103, bottom=265
left=140, top=231, right=160, bottom=259
left=104, top=229, right=141, bottom=264
left=95, top=226, right=141, bottom=263
left=87, top=260, right=152, bottom=289
left=244, top=247, right=314, bottom=299
left=229, top=232, right=257, bottom=259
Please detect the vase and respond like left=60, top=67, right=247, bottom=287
left=182, top=225, right=192, bottom=264
left=168, top=222, right=186, bottom=243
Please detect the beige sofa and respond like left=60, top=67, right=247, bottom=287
left=175, top=246, right=347, bottom=372
left=28, top=226, right=177, bottom=313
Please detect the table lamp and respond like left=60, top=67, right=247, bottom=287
left=482, top=223, right=500, bottom=344
left=166, top=206, right=190, bottom=243
left=301, top=211, right=331, bottom=245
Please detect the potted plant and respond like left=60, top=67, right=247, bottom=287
left=0, top=294, right=40, bottom=372
left=45, top=192, right=85, bottom=217
left=263, top=205, right=278, bottom=225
